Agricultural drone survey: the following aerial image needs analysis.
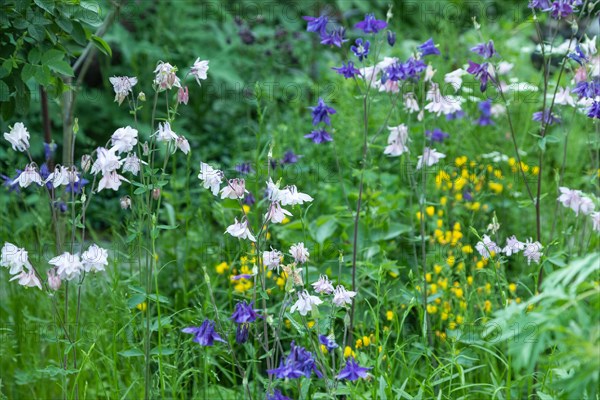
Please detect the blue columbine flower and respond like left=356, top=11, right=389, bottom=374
left=351, top=38, right=370, bottom=61
left=44, top=142, right=57, bottom=161
left=446, top=110, right=465, bottom=120
left=425, top=128, right=450, bottom=143
left=475, top=99, right=494, bottom=126
left=320, top=27, right=348, bottom=47
left=548, top=0, right=574, bottom=19
left=332, top=61, right=360, bottom=79
left=532, top=109, right=561, bottom=125
left=266, top=389, right=292, bottom=400
left=182, top=319, right=226, bottom=346
left=318, top=334, right=338, bottom=351
left=39, top=163, right=53, bottom=190
left=231, top=301, right=259, bottom=344
left=268, top=342, right=322, bottom=379
left=243, top=192, right=255, bottom=206
left=529, top=0, right=550, bottom=9
left=337, top=356, right=372, bottom=381
left=402, top=57, right=427, bottom=79
left=282, top=150, right=300, bottom=165
left=354, top=13, right=387, bottom=34
left=305, top=129, right=333, bottom=144
left=65, top=175, right=89, bottom=194
left=309, top=98, right=336, bottom=126
left=470, top=40, right=497, bottom=59
left=1, top=172, right=20, bottom=193
left=387, top=31, right=396, bottom=46
left=303, top=15, right=329, bottom=37
left=587, top=101, right=600, bottom=119
left=467, top=61, right=493, bottom=92
left=463, top=190, right=473, bottom=201
left=54, top=200, right=68, bottom=213
left=235, top=162, right=254, bottom=175
left=571, top=80, right=599, bottom=99
left=568, top=45, right=588, bottom=65
left=418, top=38, right=441, bottom=57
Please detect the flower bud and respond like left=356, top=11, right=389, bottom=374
left=387, top=31, right=396, bottom=47
left=142, top=141, right=150, bottom=156
left=178, top=86, right=189, bottom=105
left=120, top=196, right=132, bottom=209
left=47, top=269, right=61, bottom=291
left=81, top=154, right=92, bottom=173
left=152, top=188, right=161, bottom=200
left=138, top=91, right=146, bottom=102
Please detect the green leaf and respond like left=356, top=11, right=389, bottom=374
left=41, top=49, right=64, bottom=64
left=150, top=346, right=175, bottom=356
left=133, top=186, right=148, bottom=195
left=127, top=293, right=146, bottom=309
left=34, top=0, right=55, bottom=14
left=118, top=348, right=144, bottom=358
left=314, top=218, right=337, bottom=244
left=0, top=80, right=9, bottom=102
left=47, top=59, right=73, bottom=76
left=91, top=34, right=112, bottom=57
left=157, top=224, right=179, bottom=230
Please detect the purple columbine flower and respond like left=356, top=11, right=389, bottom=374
left=475, top=99, right=494, bottom=126
left=532, top=109, right=561, bottom=125
left=243, top=192, right=255, bottom=206
left=267, top=360, right=305, bottom=379
left=54, top=200, right=68, bottom=213
left=1, top=172, right=20, bottom=193
left=268, top=341, right=322, bottom=379
left=65, top=176, right=88, bottom=194
left=282, top=150, right=300, bottom=165
left=354, top=13, right=387, bottom=34
left=351, top=38, right=370, bottom=61
left=387, top=31, right=396, bottom=46
left=182, top=319, right=226, bottom=346
left=587, top=101, right=600, bottom=119
left=266, top=389, right=292, bottom=400
left=418, top=38, right=440, bottom=57
left=467, top=61, right=493, bottom=92
left=44, top=142, right=57, bottom=161
left=463, top=190, right=473, bottom=201
left=39, top=163, right=53, bottom=190
left=332, top=61, right=360, bottom=79
left=425, top=128, right=450, bottom=143
left=303, top=15, right=329, bottom=37
left=309, top=98, right=336, bottom=126
left=446, top=110, right=465, bottom=120
left=548, top=0, right=574, bottom=19
left=571, top=80, right=599, bottom=99
left=318, top=335, right=338, bottom=351
left=320, top=27, right=348, bottom=47
left=231, top=300, right=260, bottom=344
left=529, top=0, right=550, bottom=9
left=470, top=40, right=497, bottom=59
left=337, top=356, right=372, bottom=381
left=305, top=128, right=333, bottom=144
left=568, top=45, right=588, bottom=65
left=402, top=57, right=427, bottom=79
left=235, top=162, right=254, bottom=175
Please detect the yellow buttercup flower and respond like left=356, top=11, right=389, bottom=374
left=488, top=182, right=503, bottom=194
left=386, top=310, right=394, bottom=321
left=509, top=283, right=517, bottom=293
left=242, top=205, right=251, bottom=214
left=215, top=261, right=229, bottom=275
left=136, top=302, right=147, bottom=312
left=426, top=206, right=435, bottom=217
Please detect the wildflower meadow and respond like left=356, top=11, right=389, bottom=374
left=0, top=1, right=599, bottom=399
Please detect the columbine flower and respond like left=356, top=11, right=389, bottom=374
left=10, top=271, right=42, bottom=290
left=14, top=164, right=43, bottom=188
left=92, top=147, right=121, bottom=175
left=404, top=92, right=420, bottom=113
left=424, top=83, right=463, bottom=116
left=178, top=86, right=189, bottom=105
left=182, top=319, right=225, bottom=346
left=529, top=0, right=550, bottom=9
left=225, top=218, right=256, bottom=242
left=425, top=128, right=449, bottom=143
left=312, top=275, right=334, bottom=294
left=590, top=211, right=600, bottom=232
left=198, top=162, right=223, bottom=196
left=387, top=31, right=396, bottom=46
left=47, top=269, right=61, bottom=290
left=351, top=38, right=370, bottom=61
left=279, top=185, right=313, bottom=206
left=155, top=122, right=178, bottom=142
left=548, top=0, right=574, bottom=19
left=153, top=61, right=181, bottom=91
left=230, top=300, right=259, bottom=344
left=282, top=264, right=304, bottom=286
left=45, top=165, right=79, bottom=188
left=332, top=285, right=357, bottom=307
left=475, top=99, right=494, bottom=126
left=309, top=98, right=336, bottom=126
left=49, top=252, right=84, bottom=281
left=384, top=124, right=410, bottom=157
left=122, top=154, right=145, bottom=175
left=587, top=101, right=600, bottom=119
left=354, top=13, right=387, bottom=34
left=268, top=342, right=322, bottom=379
left=111, top=126, right=138, bottom=154
left=523, top=239, right=543, bottom=264
left=81, top=244, right=108, bottom=273
left=532, top=109, right=561, bottom=125
left=266, top=389, right=292, bottom=400
left=579, top=196, right=595, bottom=215
left=337, top=357, right=372, bottom=380
left=305, top=128, right=333, bottom=144
left=1, top=242, right=33, bottom=275
left=444, top=69, right=466, bottom=91
left=319, top=334, right=338, bottom=351
left=320, top=27, right=348, bottom=48
left=558, top=187, right=584, bottom=214
left=568, top=44, right=588, bottom=65
left=220, top=178, right=247, bottom=199
left=475, top=234, right=501, bottom=259
left=290, top=290, right=323, bottom=316
left=290, top=242, right=309, bottom=263
left=303, top=15, right=329, bottom=36
left=466, top=61, right=494, bottom=92
left=418, top=38, right=440, bottom=57
left=263, top=249, right=283, bottom=271
left=98, top=171, right=128, bottom=192
left=190, top=58, right=209, bottom=85
left=3, top=122, right=30, bottom=152
left=416, top=148, right=445, bottom=169
left=109, top=76, right=137, bottom=105
left=281, top=150, right=300, bottom=165
left=332, top=62, right=361, bottom=79
left=502, top=235, right=525, bottom=256
left=176, top=136, right=190, bottom=154
left=120, top=196, right=132, bottom=209
left=470, top=40, right=497, bottom=59
left=265, top=202, right=292, bottom=224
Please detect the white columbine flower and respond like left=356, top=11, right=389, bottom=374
left=91, top=147, right=121, bottom=175
left=290, top=242, right=309, bottom=264
left=14, top=164, right=43, bottom=188
left=1, top=242, right=33, bottom=275
left=417, top=147, right=446, bottom=170
left=122, top=153, right=145, bottom=175
left=266, top=178, right=284, bottom=202
left=3, top=122, right=30, bottom=152
left=502, top=235, right=525, bottom=256
left=557, top=187, right=583, bottom=215
left=555, top=87, right=576, bottom=107
left=109, top=76, right=137, bottom=105
left=279, top=185, right=313, bottom=206
left=523, top=239, right=543, bottom=265
left=332, top=285, right=357, bottom=307
left=475, top=234, right=501, bottom=259
left=45, top=165, right=79, bottom=188
left=47, top=269, right=61, bottom=290
left=263, top=249, right=283, bottom=271
left=497, top=61, right=514, bottom=75
left=111, top=126, right=138, bottom=154
left=190, top=58, right=209, bottom=85
left=155, top=122, right=178, bottom=142
left=290, top=290, right=323, bottom=316
left=265, top=202, right=292, bottom=224
left=153, top=62, right=181, bottom=91
left=579, top=196, right=595, bottom=215
left=81, top=244, right=108, bottom=273
left=424, top=83, right=464, bottom=116
left=225, top=218, right=256, bottom=242
left=177, top=136, right=190, bottom=154
left=220, top=178, right=248, bottom=199
left=444, top=68, right=466, bottom=91
left=312, top=275, right=334, bottom=294
left=10, top=271, right=42, bottom=290
left=384, top=124, right=410, bottom=157
left=590, top=212, right=600, bottom=232
left=198, top=162, right=223, bottom=196
left=98, top=170, right=128, bottom=192
left=403, top=92, right=420, bottom=113
left=49, top=252, right=84, bottom=281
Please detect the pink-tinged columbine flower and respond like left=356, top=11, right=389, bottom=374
left=279, top=185, right=313, bottom=206
left=98, top=170, right=128, bottom=192
left=497, top=61, right=514, bottom=75
left=3, top=122, right=30, bottom=152
left=312, top=275, right=334, bottom=294
left=265, top=201, right=292, bottom=224
left=176, top=136, right=190, bottom=154
left=122, top=153, right=145, bottom=175
left=502, top=235, right=525, bottom=256
left=290, top=290, right=323, bottom=316
left=198, top=162, right=223, bottom=196
left=417, top=148, right=445, bottom=170
left=49, top=252, right=84, bottom=281
left=111, top=126, right=138, bottom=154
left=47, top=269, right=61, bottom=290
left=81, top=244, right=108, bottom=273
left=178, top=86, right=189, bottom=105
left=579, top=196, right=595, bottom=215
left=109, top=76, right=137, bottom=105
left=590, top=212, right=600, bottom=232
left=555, top=87, right=576, bottom=107
left=523, top=239, right=542, bottom=265
left=1, top=242, right=33, bottom=275
left=557, top=187, right=584, bottom=215
left=263, top=249, right=283, bottom=271
left=475, top=234, right=501, bottom=259
left=45, top=165, right=79, bottom=188
left=220, top=178, right=248, bottom=199
left=10, top=270, right=42, bottom=290
left=332, top=285, right=357, bottom=307
left=225, top=218, right=256, bottom=242
left=153, top=62, right=180, bottom=91
left=14, top=164, right=43, bottom=188
left=384, top=124, right=410, bottom=157
left=290, top=242, right=309, bottom=263
left=190, top=58, right=209, bottom=85
left=155, top=122, right=178, bottom=142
